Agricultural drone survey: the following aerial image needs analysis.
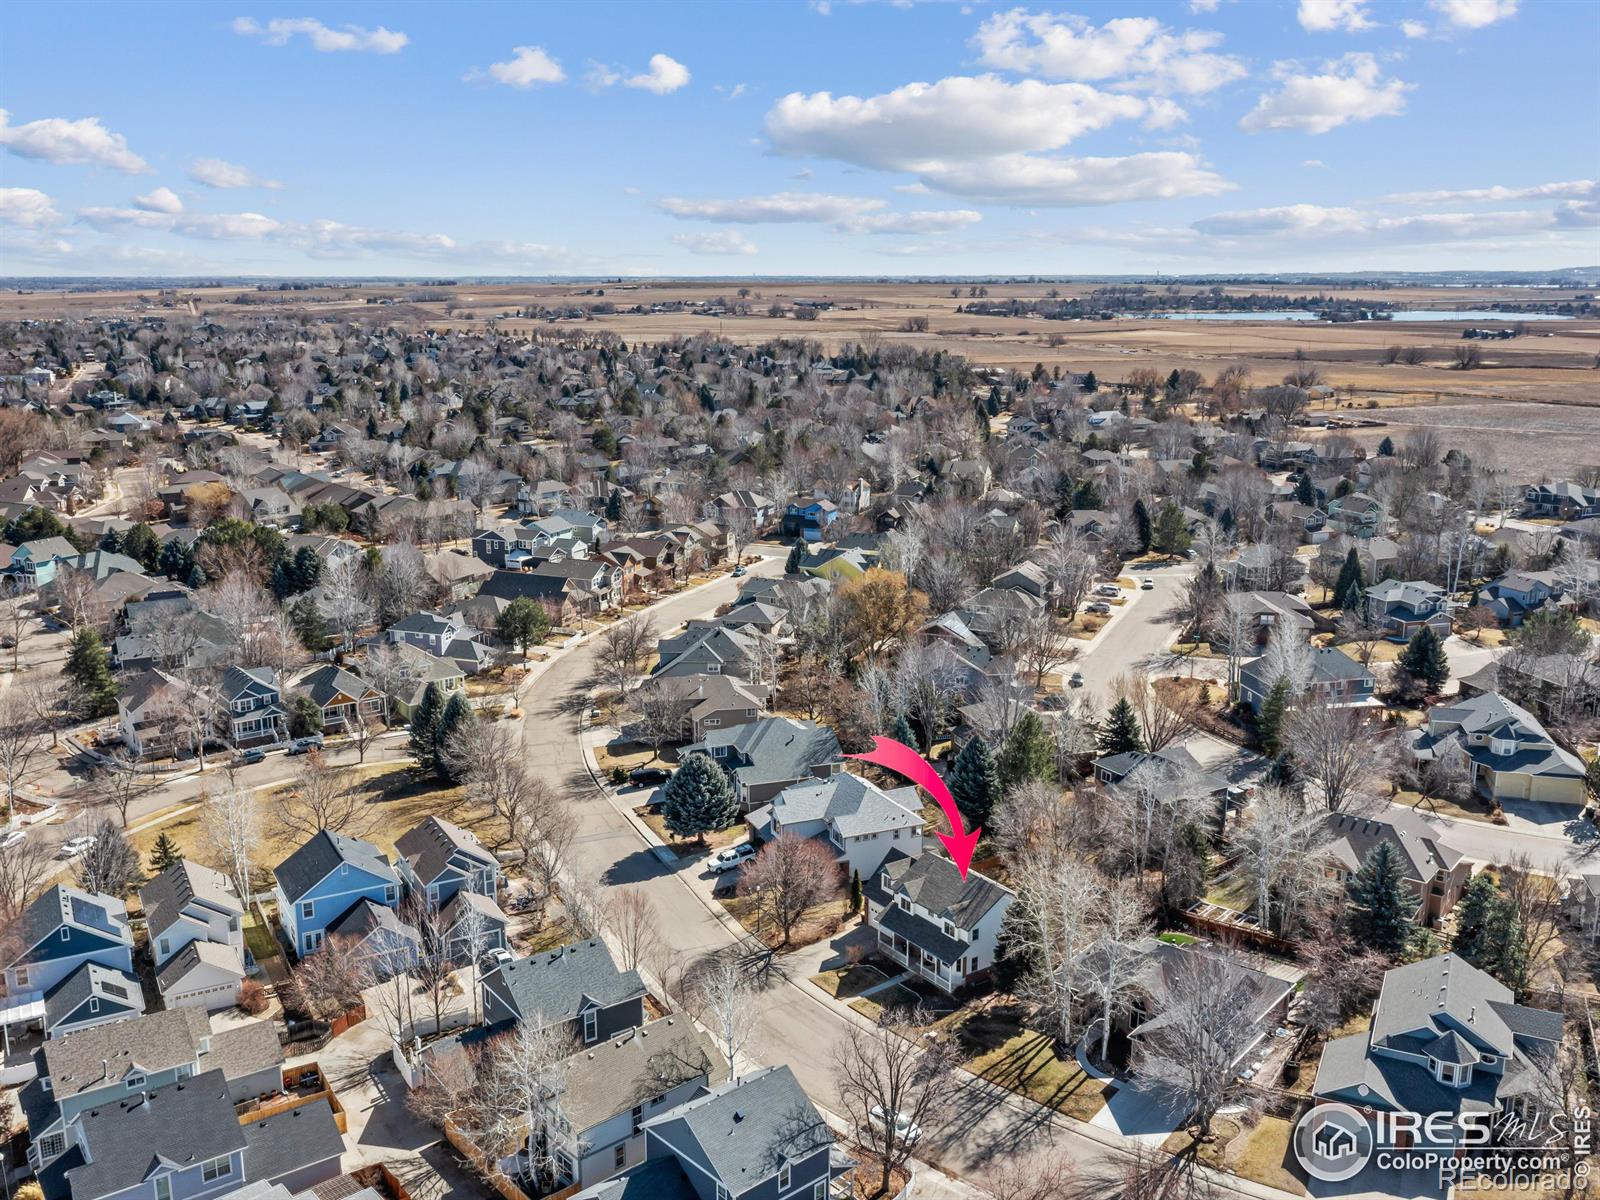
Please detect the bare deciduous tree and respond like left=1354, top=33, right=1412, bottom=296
left=1116, top=668, right=1198, bottom=753
left=832, top=1010, right=958, bottom=1196
left=0, top=683, right=48, bottom=817
left=591, top=615, right=657, bottom=701
left=736, top=833, right=841, bottom=946
left=1088, top=877, right=1155, bottom=1059
left=631, top=680, right=693, bottom=761
left=275, top=750, right=368, bottom=840
left=198, top=776, right=258, bottom=903
left=1286, top=699, right=1385, bottom=814
left=87, top=754, right=151, bottom=827
left=1225, top=784, right=1331, bottom=937
left=605, top=886, right=662, bottom=974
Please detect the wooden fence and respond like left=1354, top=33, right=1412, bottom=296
left=442, top=1113, right=532, bottom=1200
left=237, top=1064, right=348, bottom=1134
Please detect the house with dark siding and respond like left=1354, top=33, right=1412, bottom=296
left=478, top=939, right=645, bottom=1044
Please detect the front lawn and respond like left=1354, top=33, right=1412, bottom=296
left=949, top=1006, right=1110, bottom=1121
left=850, top=983, right=920, bottom=1022
left=811, top=963, right=889, bottom=1000
left=720, top=891, right=851, bottom=951
left=1164, top=1115, right=1307, bottom=1195
left=636, top=807, right=748, bottom=850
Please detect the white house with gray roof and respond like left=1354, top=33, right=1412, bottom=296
left=140, top=860, right=246, bottom=1011
left=750, top=772, right=924, bottom=881
left=865, top=850, right=1014, bottom=994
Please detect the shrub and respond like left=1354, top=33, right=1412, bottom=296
left=237, top=978, right=269, bottom=1015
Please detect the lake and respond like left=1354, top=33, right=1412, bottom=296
left=1130, top=310, right=1574, bottom=323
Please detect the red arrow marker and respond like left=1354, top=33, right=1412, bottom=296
left=847, top=735, right=981, bottom=879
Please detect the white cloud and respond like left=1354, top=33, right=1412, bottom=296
left=0, top=188, right=61, bottom=227
left=715, top=83, right=748, bottom=100
left=656, top=191, right=981, bottom=233
left=188, top=157, right=281, bottom=189
left=626, top=54, right=691, bottom=94
left=1189, top=0, right=1220, bottom=10
left=1239, top=54, right=1410, bottom=135
left=1401, top=19, right=1431, bottom=36
left=472, top=46, right=565, bottom=88
left=585, top=62, right=622, bottom=89
left=671, top=231, right=758, bottom=255
left=1302, top=158, right=1327, bottom=168
left=894, top=181, right=932, bottom=193
left=844, top=209, right=982, bottom=233
left=970, top=10, right=1246, bottom=95
left=133, top=186, right=183, bottom=214
left=1383, top=180, right=1596, bottom=204
left=1428, top=0, right=1518, bottom=29
left=1297, top=0, right=1375, bottom=32
left=1143, top=98, right=1189, bottom=130
left=908, top=151, right=1232, bottom=206
left=0, top=109, right=149, bottom=174
left=232, top=16, right=407, bottom=53
left=1191, top=202, right=1559, bottom=243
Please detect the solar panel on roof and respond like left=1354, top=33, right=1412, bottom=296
left=100, top=980, right=130, bottom=1000
left=69, top=895, right=120, bottom=936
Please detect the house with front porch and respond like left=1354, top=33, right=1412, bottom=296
left=218, top=666, right=285, bottom=746
left=1410, top=692, right=1587, bottom=807
left=293, top=663, right=387, bottom=732
left=864, top=850, right=1013, bottom=995
left=1365, top=578, right=1453, bottom=642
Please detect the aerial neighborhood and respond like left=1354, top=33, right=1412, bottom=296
left=0, top=295, right=1595, bottom=1200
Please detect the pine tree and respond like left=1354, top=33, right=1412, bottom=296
left=999, top=710, right=1054, bottom=789
left=1378, top=436, right=1395, bottom=457
left=1098, top=698, right=1146, bottom=756
left=1400, top=626, right=1450, bottom=691
left=849, top=869, right=863, bottom=914
left=433, top=693, right=473, bottom=782
left=1451, top=874, right=1497, bottom=962
left=1452, top=874, right=1525, bottom=988
left=1257, top=677, right=1291, bottom=757
left=148, top=832, right=183, bottom=874
left=1131, top=498, right=1153, bottom=552
left=1152, top=503, right=1193, bottom=558
left=65, top=627, right=118, bottom=717
left=1294, top=472, right=1317, bottom=506
left=1334, top=549, right=1366, bottom=610
left=410, top=683, right=445, bottom=770
left=890, top=712, right=919, bottom=752
left=785, top=541, right=804, bottom=574
left=660, top=752, right=738, bottom=844
left=1347, top=842, right=1413, bottom=955
left=948, top=736, right=1001, bottom=831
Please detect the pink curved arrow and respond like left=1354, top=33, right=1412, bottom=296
left=847, top=735, right=981, bottom=879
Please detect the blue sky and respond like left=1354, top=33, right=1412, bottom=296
left=1, top=0, right=1595, bottom=276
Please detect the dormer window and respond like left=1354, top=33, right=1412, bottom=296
left=1433, top=1060, right=1470, bottom=1088
left=1490, top=737, right=1516, bottom=757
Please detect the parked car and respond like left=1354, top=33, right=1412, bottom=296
left=484, top=946, right=514, bottom=967
left=235, top=748, right=266, bottom=766
left=0, top=829, right=25, bottom=851
left=629, top=766, right=670, bottom=787
left=1140, top=578, right=1156, bottom=590
left=58, top=835, right=97, bottom=859
left=1085, top=602, right=1112, bottom=615
left=1069, top=671, right=1085, bottom=688
left=1094, top=584, right=1121, bottom=597
left=732, top=565, right=748, bottom=577
left=708, top=842, right=758, bottom=874
left=868, top=1105, right=922, bottom=1145
left=287, top=735, right=324, bottom=755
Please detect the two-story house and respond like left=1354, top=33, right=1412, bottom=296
left=5, top=536, right=79, bottom=590
left=650, top=674, right=770, bottom=741
left=704, top=489, right=774, bottom=531
left=781, top=498, right=840, bottom=544
left=1365, top=578, right=1453, bottom=642
left=1410, top=691, right=1587, bottom=807
left=272, top=830, right=400, bottom=958
left=864, top=850, right=1014, bottom=995
left=1522, top=481, right=1600, bottom=521
left=1313, top=954, right=1563, bottom=1145
left=1239, top=645, right=1377, bottom=713
left=1325, top=492, right=1386, bottom=539
left=653, top=623, right=772, bottom=683
left=41, top=961, right=147, bottom=1040
left=394, top=815, right=510, bottom=957
left=750, top=773, right=924, bottom=882
left=140, top=860, right=246, bottom=1011
left=217, top=666, right=285, bottom=747
left=1322, top=811, right=1470, bottom=927
left=117, top=669, right=211, bottom=759
left=385, top=612, right=466, bottom=658
left=480, top=939, right=645, bottom=1044
left=570, top=1065, right=844, bottom=1200
left=292, top=664, right=387, bottom=733
left=1482, top=570, right=1562, bottom=628
left=680, top=717, right=842, bottom=812
left=2, top=886, right=135, bottom=1024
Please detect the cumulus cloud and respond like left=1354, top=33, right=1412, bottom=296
left=1239, top=54, right=1410, bottom=135
left=626, top=54, right=691, bottom=94
left=188, top=157, right=281, bottom=189
left=1383, top=180, right=1596, bottom=204
left=1428, top=0, right=1518, bottom=29
left=132, top=186, right=183, bottom=214
left=671, top=231, right=758, bottom=255
left=0, top=109, right=149, bottom=174
left=470, top=45, right=565, bottom=88
left=970, top=10, right=1246, bottom=95
left=232, top=16, right=407, bottom=53
left=1298, top=0, right=1375, bottom=31
left=845, top=209, right=983, bottom=233
left=1400, top=19, right=1430, bottom=36
left=656, top=191, right=981, bottom=234
left=909, top=151, right=1231, bottom=206
left=1191, top=202, right=1559, bottom=242
left=0, top=188, right=61, bottom=228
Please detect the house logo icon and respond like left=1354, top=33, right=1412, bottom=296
left=1294, top=1103, right=1374, bottom=1182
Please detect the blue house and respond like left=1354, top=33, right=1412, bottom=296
left=5, top=536, right=80, bottom=590
left=2, top=885, right=134, bottom=1017
left=272, top=830, right=399, bottom=958
left=780, top=498, right=839, bottom=544
left=43, top=961, right=146, bottom=1040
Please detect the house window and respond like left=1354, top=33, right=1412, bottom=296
left=14, top=967, right=29, bottom=988
left=37, top=1133, right=64, bottom=1160
left=614, top=1145, right=627, bottom=1170
left=386, top=886, right=398, bottom=904
left=59, top=928, right=69, bottom=942
left=89, top=997, right=99, bottom=1013
left=780, top=1163, right=791, bottom=1189
left=813, top=1184, right=826, bottom=1200
left=631, top=1104, right=644, bottom=1133
left=706, top=719, right=721, bottom=728
left=716, top=1186, right=731, bottom=1200
left=202, top=1157, right=232, bottom=1182
left=583, top=1009, right=598, bottom=1043
left=1482, top=1055, right=1498, bottom=1067
left=301, top=901, right=315, bottom=920
left=158, top=938, right=169, bottom=957
left=126, top=1073, right=146, bottom=1089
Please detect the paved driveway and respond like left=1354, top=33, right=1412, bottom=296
left=1089, top=1080, right=1190, bottom=1147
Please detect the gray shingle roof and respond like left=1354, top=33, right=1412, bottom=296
left=1322, top=810, right=1462, bottom=885
left=274, top=830, right=395, bottom=903
left=11, top=885, right=129, bottom=966
left=241, top=1098, right=346, bottom=1183
left=156, top=940, right=245, bottom=996
left=684, top=717, right=841, bottom=788
left=772, top=773, right=922, bottom=840
left=868, top=850, right=1014, bottom=931
left=140, top=859, right=242, bottom=940
left=43, top=962, right=145, bottom=1032
left=42, top=1007, right=212, bottom=1100
left=561, top=1016, right=725, bottom=1131
left=482, top=939, right=644, bottom=1028
left=395, top=816, right=495, bottom=889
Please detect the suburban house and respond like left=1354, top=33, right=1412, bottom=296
left=1125, top=942, right=1296, bottom=1072
left=294, top=663, right=388, bottom=733
left=1523, top=481, right=1600, bottom=520
left=117, top=669, right=209, bottom=759
left=523, top=1016, right=725, bottom=1192
left=1228, top=591, right=1317, bottom=646
left=568, top=1065, right=844, bottom=1200
left=651, top=674, right=770, bottom=740
left=864, top=850, right=1014, bottom=995
left=799, top=545, right=869, bottom=582
left=1410, top=692, right=1588, bottom=807
left=385, top=611, right=469, bottom=657
left=140, top=860, right=247, bottom=1011
left=1092, top=743, right=1240, bottom=827
left=438, top=891, right=508, bottom=962
left=1457, top=653, right=1600, bottom=720
left=653, top=623, right=771, bottom=683
left=218, top=666, right=285, bottom=747
left=2, top=885, right=134, bottom=1011
left=5, top=536, right=79, bottom=590
left=781, top=498, right=840, bottom=543
left=1239, top=645, right=1377, bottom=713
left=1365, top=579, right=1453, bottom=642
left=1313, top=954, right=1563, bottom=1142
left=748, top=772, right=925, bottom=881
left=480, top=939, right=646, bottom=1043
left=383, top=642, right=466, bottom=720
left=36, top=1068, right=345, bottom=1200
left=1325, top=492, right=1386, bottom=538
left=1482, top=570, right=1563, bottom=628
left=704, top=489, right=774, bottom=530
left=325, top=901, right=422, bottom=977
left=1321, top=811, right=1470, bottom=927
left=22, top=1008, right=285, bottom=1172
left=395, top=816, right=501, bottom=909
left=680, top=717, right=842, bottom=811
left=42, top=962, right=146, bottom=1041
left=272, top=830, right=400, bottom=958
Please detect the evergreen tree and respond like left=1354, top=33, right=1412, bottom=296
left=849, top=869, right=862, bottom=914
left=1072, top=479, right=1102, bottom=510
left=496, top=597, right=548, bottom=658
left=1451, top=873, right=1498, bottom=963
left=1098, top=698, right=1145, bottom=756
left=287, top=694, right=322, bottom=739
left=660, top=752, right=738, bottom=844
left=605, top=490, right=625, bottom=522
left=1452, top=874, right=1525, bottom=988
left=1081, top=371, right=1097, bottom=393
left=148, top=832, right=183, bottom=874
left=1399, top=626, right=1450, bottom=691
left=1152, top=503, right=1193, bottom=557
left=433, top=693, right=474, bottom=782
left=1294, top=472, right=1317, bottom=506
left=948, top=735, right=1001, bottom=831
left=1257, top=677, right=1291, bottom=757
left=1131, top=498, right=1153, bottom=553
left=1334, top=548, right=1366, bottom=611
left=65, top=627, right=118, bottom=717
left=1347, top=842, right=1413, bottom=955
left=999, top=710, right=1054, bottom=790
left=410, top=683, right=446, bottom=770
left=123, top=524, right=161, bottom=572
left=1378, top=436, right=1395, bottom=457
left=890, top=712, right=919, bottom=752
left=785, top=541, right=804, bottom=574
left=288, top=597, right=327, bottom=653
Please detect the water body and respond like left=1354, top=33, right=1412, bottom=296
left=1131, top=309, right=1574, bottom=323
